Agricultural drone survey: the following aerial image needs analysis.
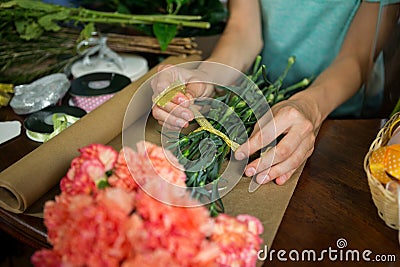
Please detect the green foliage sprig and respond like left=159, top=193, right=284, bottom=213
left=0, top=0, right=211, bottom=50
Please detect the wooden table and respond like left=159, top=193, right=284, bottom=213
left=0, top=105, right=399, bottom=266
left=271, top=118, right=400, bottom=267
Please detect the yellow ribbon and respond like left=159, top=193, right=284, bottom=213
left=191, top=107, right=240, bottom=151
left=153, top=80, right=186, bottom=107
left=26, top=114, right=80, bottom=143
left=0, top=83, right=14, bottom=93
left=0, top=83, right=14, bottom=107
left=155, top=81, right=240, bottom=151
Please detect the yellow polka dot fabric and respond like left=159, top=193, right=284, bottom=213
left=385, top=145, right=400, bottom=179
left=370, top=144, right=400, bottom=184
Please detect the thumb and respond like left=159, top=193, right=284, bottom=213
left=151, top=64, right=175, bottom=95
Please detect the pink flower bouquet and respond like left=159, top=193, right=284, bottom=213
left=31, top=141, right=264, bottom=267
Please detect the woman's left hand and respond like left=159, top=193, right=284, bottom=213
left=235, top=97, right=320, bottom=185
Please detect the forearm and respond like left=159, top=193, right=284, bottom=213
left=291, top=56, right=365, bottom=126
left=202, top=0, right=263, bottom=73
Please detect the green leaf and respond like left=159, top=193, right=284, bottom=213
left=390, top=98, right=400, bottom=117
left=186, top=172, right=198, bottom=187
left=166, top=0, right=189, bottom=14
left=14, top=0, right=62, bottom=12
left=153, top=22, right=177, bottom=51
left=117, top=3, right=131, bottom=14
left=14, top=20, right=43, bottom=40
left=78, top=22, right=95, bottom=42
left=38, top=11, right=69, bottom=31
left=0, top=1, right=18, bottom=8
left=97, top=179, right=109, bottom=189
left=166, top=0, right=189, bottom=6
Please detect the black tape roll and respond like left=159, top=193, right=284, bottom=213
left=70, top=72, right=131, bottom=97
left=24, top=106, right=86, bottom=134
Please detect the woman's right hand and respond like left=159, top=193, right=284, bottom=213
left=151, top=64, right=215, bottom=130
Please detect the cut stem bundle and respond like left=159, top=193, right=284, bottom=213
left=167, top=56, right=311, bottom=216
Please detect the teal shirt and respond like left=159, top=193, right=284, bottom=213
left=259, top=0, right=381, bottom=117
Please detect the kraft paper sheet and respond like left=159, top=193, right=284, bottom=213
left=0, top=55, right=303, bottom=250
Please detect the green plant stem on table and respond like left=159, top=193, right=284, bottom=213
left=0, top=0, right=210, bottom=45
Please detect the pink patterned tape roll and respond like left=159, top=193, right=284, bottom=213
left=71, top=94, right=115, bottom=113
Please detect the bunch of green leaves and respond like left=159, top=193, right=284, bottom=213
left=166, top=56, right=311, bottom=216
left=0, top=0, right=211, bottom=51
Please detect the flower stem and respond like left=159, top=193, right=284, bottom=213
left=273, top=56, right=295, bottom=89
left=280, top=78, right=311, bottom=95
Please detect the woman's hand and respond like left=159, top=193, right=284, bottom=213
left=235, top=95, right=321, bottom=185
left=151, top=64, right=215, bottom=131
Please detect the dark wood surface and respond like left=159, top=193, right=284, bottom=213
left=0, top=107, right=46, bottom=250
left=270, top=118, right=400, bottom=266
left=1, top=105, right=399, bottom=266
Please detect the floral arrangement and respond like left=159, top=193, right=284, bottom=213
left=168, top=55, right=311, bottom=214
left=31, top=141, right=264, bottom=267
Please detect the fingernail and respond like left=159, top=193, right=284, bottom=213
left=245, top=167, right=256, bottom=177
left=177, top=96, right=186, bottom=104
left=182, top=112, right=191, bottom=121
left=278, top=174, right=287, bottom=184
left=236, top=152, right=245, bottom=160
left=256, top=174, right=270, bottom=184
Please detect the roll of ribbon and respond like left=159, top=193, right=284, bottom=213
left=69, top=72, right=131, bottom=113
left=71, top=53, right=148, bottom=82
left=70, top=94, right=115, bottom=113
left=26, top=114, right=80, bottom=143
left=24, top=106, right=86, bottom=142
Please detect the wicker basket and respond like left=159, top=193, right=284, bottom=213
left=364, top=112, right=400, bottom=230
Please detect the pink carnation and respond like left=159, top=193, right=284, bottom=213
left=236, top=214, right=264, bottom=236
left=134, top=180, right=219, bottom=266
left=127, top=141, right=187, bottom=188
left=78, top=144, right=118, bottom=171
left=211, top=214, right=264, bottom=267
left=60, top=159, right=105, bottom=195
left=121, top=249, right=181, bottom=267
left=108, top=147, right=139, bottom=191
left=42, top=188, right=137, bottom=267
left=32, top=141, right=265, bottom=267
left=31, top=249, right=62, bottom=267
left=60, top=144, right=118, bottom=196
